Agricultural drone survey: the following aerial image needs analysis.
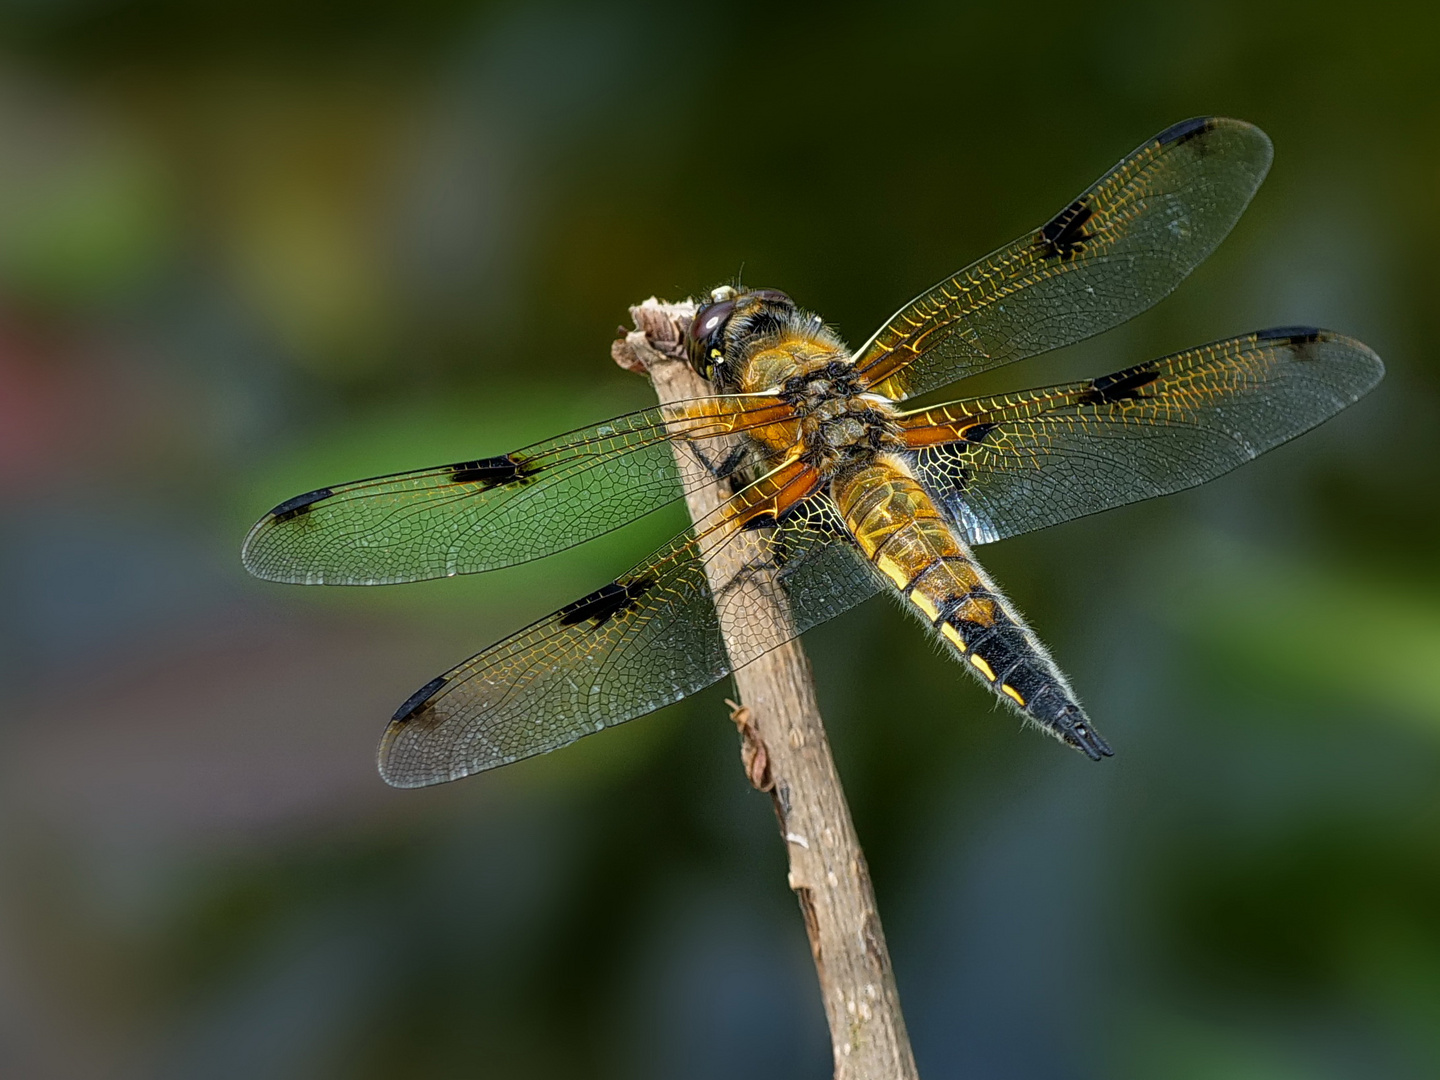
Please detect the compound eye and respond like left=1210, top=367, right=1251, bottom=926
left=687, top=298, right=736, bottom=379
left=691, top=299, right=735, bottom=343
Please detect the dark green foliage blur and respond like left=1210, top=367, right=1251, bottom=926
left=0, top=2, right=1436, bottom=1077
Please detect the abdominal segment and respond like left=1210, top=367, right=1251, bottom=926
left=832, top=459, right=1111, bottom=759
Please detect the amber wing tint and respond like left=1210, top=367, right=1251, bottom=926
left=852, top=117, right=1273, bottom=401
left=899, top=328, right=1384, bottom=545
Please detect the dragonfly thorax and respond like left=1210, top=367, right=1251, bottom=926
left=689, top=286, right=901, bottom=474
left=779, top=360, right=902, bottom=475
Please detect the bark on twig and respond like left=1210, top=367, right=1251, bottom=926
left=613, top=298, right=920, bottom=1080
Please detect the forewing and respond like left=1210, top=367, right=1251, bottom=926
left=901, top=329, right=1383, bottom=544
left=853, top=117, right=1274, bottom=401
left=377, top=488, right=879, bottom=787
left=241, top=395, right=792, bottom=584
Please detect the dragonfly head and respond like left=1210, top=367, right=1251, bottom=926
left=687, top=285, right=795, bottom=386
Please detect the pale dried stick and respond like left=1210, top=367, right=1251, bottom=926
left=613, top=298, right=920, bottom=1080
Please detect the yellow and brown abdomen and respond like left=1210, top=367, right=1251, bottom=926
left=832, top=458, right=1110, bottom=759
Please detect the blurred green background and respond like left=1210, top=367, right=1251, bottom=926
left=0, top=2, right=1436, bottom=1077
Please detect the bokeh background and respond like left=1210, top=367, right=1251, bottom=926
left=1, top=2, right=1436, bottom=1077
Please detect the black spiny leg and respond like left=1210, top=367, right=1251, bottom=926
left=691, top=442, right=749, bottom=481
left=684, top=441, right=752, bottom=498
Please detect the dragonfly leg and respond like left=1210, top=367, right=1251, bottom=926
left=685, top=441, right=750, bottom=483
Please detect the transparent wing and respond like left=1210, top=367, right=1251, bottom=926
left=241, top=394, right=796, bottom=584
left=377, top=478, right=881, bottom=787
left=900, top=328, right=1383, bottom=544
left=853, top=117, right=1274, bottom=401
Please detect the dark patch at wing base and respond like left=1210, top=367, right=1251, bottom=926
left=1076, top=366, right=1160, bottom=405
left=963, top=421, right=999, bottom=444
left=558, top=577, right=656, bottom=628
left=740, top=496, right=814, bottom=534
left=741, top=512, right=778, bottom=532
left=1036, top=199, right=1095, bottom=260
left=448, top=454, right=535, bottom=487
left=1157, top=116, right=1218, bottom=147
left=268, top=488, right=335, bottom=522
left=913, top=444, right=971, bottom=490
left=393, top=675, right=448, bottom=724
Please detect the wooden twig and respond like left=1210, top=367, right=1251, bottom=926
left=613, top=298, right=920, bottom=1080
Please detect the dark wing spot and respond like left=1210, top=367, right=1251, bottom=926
left=962, top=421, right=999, bottom=444
left=742, top=491, right=814, bottom=533
left=449, top=454, right=534, bottom=487
left=742, top=511, right=778, bottom=532
left=1076, top=365, right=1161, bottom=406
left=558, top=576, right=656, bottom=629
left=392, top=674, right=448, bottom=724
left=269, top=487, right=335, bottom=523
left=1036, top=198, right=1096, bottom=261
left=1255, top=326, right=1326, bottom=347
left=914, top=446, right=970, bottom=491
left=1156, top=116, right=1217, bottom=148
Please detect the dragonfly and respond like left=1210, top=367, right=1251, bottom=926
left=243, top=117, right=1383, bottom=788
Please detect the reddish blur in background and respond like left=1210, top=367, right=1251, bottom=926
left=1, top=3, right=1438, bottom=1078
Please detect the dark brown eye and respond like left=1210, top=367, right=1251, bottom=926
left=691, top=300, right=735, bottom=343
left=687, top=299, right=736, bottom=376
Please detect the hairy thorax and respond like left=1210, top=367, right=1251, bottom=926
left=735, top=334, right=902, bottom=478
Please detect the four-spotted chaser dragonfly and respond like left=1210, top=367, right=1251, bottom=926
left=243, top=117, right=1382, bottom=788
